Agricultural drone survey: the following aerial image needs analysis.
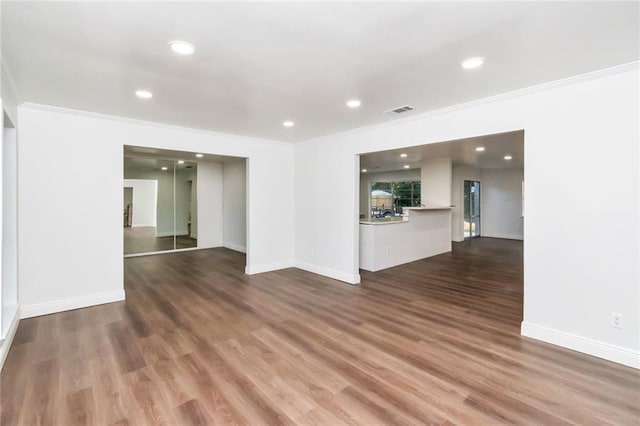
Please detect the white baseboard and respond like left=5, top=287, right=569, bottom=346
left=482, top=233, right=523, bottom=240
left=295, top=261, right=361, bottom=285
left=0, top=305, right=21, bottom=373
left=20, top=290, right=126, bottom=319
left=521, top=321, right=640, bottom=369
left=223, top=242, right=247, bottom=253
left=245, top=260, right=295, bottom=275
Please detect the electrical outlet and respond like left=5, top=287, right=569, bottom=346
left=611, top=312, right=623, bottom=329
left=385, top=246, right=390, bottom=254
left=310, top=250, right=314, bottom=258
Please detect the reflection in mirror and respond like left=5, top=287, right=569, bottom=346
left=123, top=150, right=198, bottom=255
left=175, top=161, right=198, bottom=250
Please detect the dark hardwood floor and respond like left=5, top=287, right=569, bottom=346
left=2, top=238, right=639, bottom=425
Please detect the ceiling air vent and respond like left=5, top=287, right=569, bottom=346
left=385, top=105, right=415, bottom=115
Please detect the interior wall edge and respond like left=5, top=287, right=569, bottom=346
left=19, top=290, right=125, bottom=319
left=223, top=242, right=247, bottom=253
left=0, top=306, right=20, bottom=373
left=294, top=261, right=361, bottom=285
left=521, top=321, right=640, bottom=369
left=245, top=260, right=295, bottom=276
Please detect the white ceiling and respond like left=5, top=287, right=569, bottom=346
left=3, top=2, right=638, bottom=142
left=360, top=130, right=524, bottom=173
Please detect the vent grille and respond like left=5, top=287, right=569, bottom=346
left=385, top=105, right=414, bottom=115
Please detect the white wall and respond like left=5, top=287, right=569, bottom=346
left=0, top=101, right=3, bottom=339
left=521, top=67, right=639, bottom=368
left=421, top=158, right=452, bottom=207
left=451, top=165, right=524, bottom=242
left=482, top=168, right=524, bottom=240
left=0, top=61, right=21, bottom=370
left=123, top=179, right=157, bottom=228
left=197, top=162, right=223, bottom=248
left=359, top=169, right=421, bottom=218
left=295, top=65, right=639, bottom=368
left=223, top=159, right=247, bottom=253
left=2, top=125, right=18, bottom=336
left=17, top=105, right=295, bottom=318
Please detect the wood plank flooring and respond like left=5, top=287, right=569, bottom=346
left=2, top=238, right=639, bottom=425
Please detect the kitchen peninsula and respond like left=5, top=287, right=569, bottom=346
left=359, top=206, right=451, bottom=272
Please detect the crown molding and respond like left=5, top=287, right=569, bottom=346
left=298, top=61, right=640, bottom=147
left=19, top=102, right=294, bottom=147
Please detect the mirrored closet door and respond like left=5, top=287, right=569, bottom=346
left=124, top=147, right=198, bottom=256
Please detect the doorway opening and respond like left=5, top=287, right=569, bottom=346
left=123, top=146, right=248, bottom=264
left=463, top=180, right=481, bottom=238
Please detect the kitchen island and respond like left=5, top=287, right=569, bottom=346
left=359, top=207, right=451, bottom=272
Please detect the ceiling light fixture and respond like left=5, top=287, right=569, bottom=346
left=195, top=153, right=204, bottom=158
left=475, top=146, right=485, bottom=152
left=400, top=153, right=408, bottom=158
left=504, top=155, right=513, bottom=160
left=461, top=56, right=485, bottom=69
left=135, top=90, right=153, bottom=99
left=403, top=165, right=410, bottom=169
left=178, top=160, right=185, bottom=164
left=161, top=166, right=168, bottom=171
left=169, top=41, right=196, bottom=55
left=283, top=121, right=295, bottom=127
left=347, top=99, right=362, bottom=108
left=361, top=169, right=367, bottom=173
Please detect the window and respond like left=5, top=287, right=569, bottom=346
left=370, top=181, right=421, bottom=218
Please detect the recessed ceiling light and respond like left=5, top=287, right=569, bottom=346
left=347, top=99, right=362, bottom=108
left=161, top=166, right=168, bottom=171
left=504, top=155, right=513, bottom=160
left=135, top=90, right=153, bottom=99
left=178, top=160, right=185, bottom=164
left=169, top=41, right=196, bottom=55
left=400, top=153, right=408, bottom=158
left=195, top=153, right=204, bottom=158
left=475, top=146, right=485, bottom=152
left=283, top=121, right=295, bottom=127
left=462, top=56, right=485, bottom=69
left=361, top=168, right=367, bottom=173
left=403, top=165, right=410, bottom=169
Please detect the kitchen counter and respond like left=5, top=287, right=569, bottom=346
left=359, top=208, right=451, bottom=272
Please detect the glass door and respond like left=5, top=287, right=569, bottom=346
left=464, top=180, right=481, bottom=238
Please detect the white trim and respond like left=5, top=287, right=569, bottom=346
left=0, top=305, right=20, bottom=373
left=224, top=242, right=247, bottom=253
left=295, top=261, right=361, bottom=285
left=521, top=321, right=640, bottom=369
left=20, top=290, right=125, bottom=319
left=299, top=61, right=640, bottom=147
left=482, top=233, right=523, bottom=241
left=245, top=260, right=294, bottom=275
left=131, top=223, right=155, bottom=228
